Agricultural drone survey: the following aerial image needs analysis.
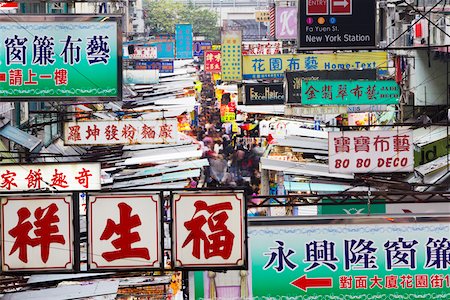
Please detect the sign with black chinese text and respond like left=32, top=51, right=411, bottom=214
left=64, top=119, right=179, bottom=146
left=328, top=130, right=414, bottom=173
left=88, top=195, right=161, bottom=270
left=250, top=219, right=450, bottom=299
left=298, top=0, right=376, bottom=49
left=0, top=162, right=101, bottom=191
left=172, top=193, right=246, bottom=269
left=1, top=196, right=73, bottom=271
left=302, top=80, right=400, bottom=105
left=0, top=16, right=119, bottom=99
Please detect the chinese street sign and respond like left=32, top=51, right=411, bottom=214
left=204, top=50, right=221, bottom=73
left=302, top=80, right=400, bottom=105
left=242, top=41, right=282, bottom=55
left=0, top=16, right=119, bottom=99
left=150, top=42, right=175, bottom=59
left=285, top=69, right=377, bottom=104
left=328, top=130, right=414, bottom=173
left=299, top=0, right=376, bottom=49
left=193, top=41, right=212, bottom=57
left=347, top=105, right=388, bottom=113
left=172, top=192, right=246, bottom=269
left=243, top=52, right=387, bottom=79
left=221, top=30, right=242, bottom=81
left=175, top=24, right=193, bottom=59
left=1, top=196, right=73, bottom=272
left=276, top=7, right=298, bottom=40
left=250, top=218, right=450, bottom=299
left=0, top=162, right=101, bottom=192
left=128, top=45, right=157, bottom=59
left=244, top=83, right=284, bottom=105
left=255, top=10, right=270, bottom=22
left=135, top=60, right=174, bottom=73
left=88, top=194, right=162, bottom=270
left=64, top=119, right=179, bottom=146
left=285, top=105, right=348, bottom=116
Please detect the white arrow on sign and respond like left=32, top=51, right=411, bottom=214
left=333, top=0, right=349, bottom=7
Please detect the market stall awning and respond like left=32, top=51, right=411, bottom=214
left=0, top=124, right=42, bottom=153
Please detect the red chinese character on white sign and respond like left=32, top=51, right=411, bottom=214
left=1, top=197, right=73, bottom=271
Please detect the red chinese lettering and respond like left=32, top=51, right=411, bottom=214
left=159, top=124, right=173, bottom=139
left=339, top=276, right=352, bottom=289
left=9, top=69, right=22, bottom=86
left=122, top=124, right=137, bottom=140
left=415, top=274, right=429, bottom=288
left=54, top=68, right=68, bottom=86
left=8, top=204, right=65, bottom=263
left=354, top=136, right=370, bottom=152
left=75, top=168, right=92, bottom=188
left=67, top=125, right=82, bottom=141
left=26, top=169, right=42, bottom=189
left=366, top=85, right=376, bottom=99
left=24, top=69, right=38, bottom=85
left=86, top=125, right=100, bottom=140
left=50, top=169, right=69, bottom=188
left=141, top=124, right=156, bottom=139
left=322, top=85, right=333, bottom=100
left=305, top=85, right=319, bottom=100
left=385, top=275, right=398, bottom=289
left=105, top=125, right=119, bottom=141
left=100, top=202, right=150, bottom=261
left=1, top=170, right=17, bottom=190
left=355, top=276, right=368, bottom=289
left=337, top=84, right=348, bottom=100
left=350, top=84, right=363, bottom=99
left=369, top=275, right=383, bottom=289
left=393, top=135, right=410, bottom=152
left=334, top=136, right=350, bottom=153
left=430, top=274, right=444, bottom=288
left=182, top=200, right=234, bottom=260
left=400, top=274, right=413, bottom=288
left=374, top=135, right=390, bottom=152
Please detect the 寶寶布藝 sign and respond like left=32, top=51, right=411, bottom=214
left=302, top=80, right=400, bottom=105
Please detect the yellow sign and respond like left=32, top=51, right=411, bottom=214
left=242, top=52, right=388, bottom=79
left=221, top=30, right=242, bottom=81
left=255, top=10, right=270, bottom=22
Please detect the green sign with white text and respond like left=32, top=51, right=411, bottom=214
left=0, top=18, right=119, bottom=99
left=250, top=220, right=450, bottom=299
left=302, top=80, right=400, bottom=105
left=318, top=199, right=386, bottom=215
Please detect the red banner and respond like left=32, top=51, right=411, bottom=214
left=204, top=50, right=221, bottom=73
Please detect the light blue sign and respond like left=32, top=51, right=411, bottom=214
left=175, top=24, right=193, bottom=59
left=150, top=42, right=174, bottom=59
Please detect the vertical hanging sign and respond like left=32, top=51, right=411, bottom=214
left=175, top=24, right=193, bottom=59
left=221, top=30, right=242, bottom=81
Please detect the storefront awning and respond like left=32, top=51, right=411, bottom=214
left=0, top=125, right=42, bottom=153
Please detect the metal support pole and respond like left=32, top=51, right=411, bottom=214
left=182, top=270, right=189, bottom=299
left=72, top=192, right=81, bottom=273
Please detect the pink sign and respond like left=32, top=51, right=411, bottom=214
left=276, top=7, right=298, bottom=40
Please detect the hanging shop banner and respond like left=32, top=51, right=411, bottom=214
left=150, top=42, right=175, bottom=59
left=255, top=10, right=270, bottom=22
left=249, top=218, right=450, bottom=299
left=204, top=50, right=221, bottom=73
left=286, top=69, right=377, bottom=104
left=193, top=41, right=212, bottom=57
left=123, top=70, right=159, bottom=85
left=276, top=6, right=298, bottom=40
left=0, top=162, right=101, bottom=192
left=221, top=30, right=242, bottom=81
left=172, top=192, right=246, bottom=269
left=298, top=0, right=376, bottom=49
left=285, top=105, right=348, bottom=116
left=242, top=41, right=282, bottom=55
left=1, top=196, right=73, bottom=272
left=328, top=130, right=414, bottom=173
left=175, top=24, right=193, bottom=59
left=244, top=83, right=284, bottom=105
left=88, top=194, right=162, bottom=270
left=128, top=45, right=157, bottom=59
left=318, top=199, right=386, bottom=215
left=347, top=105, right=388, bottom=113
left=0, top=16, right=120, bottom=99
left=135, top=60, right=174, bottom=73
left=64, top=119, right=179, bottom=146
left=302, top=80, right=400, bottom=105
left=243, top=52, right=387, bottom=79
